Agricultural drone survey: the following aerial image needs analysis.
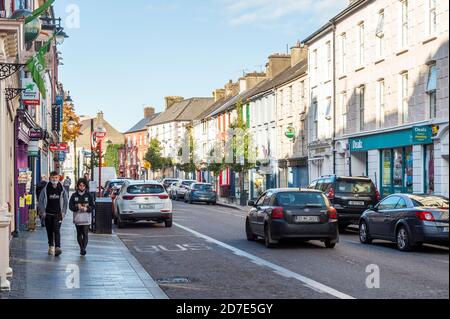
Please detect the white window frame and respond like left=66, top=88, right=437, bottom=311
left=340, top=92, right=347, bottom=135
left=428, top=0, right=437, bottom=35
left=358, top=86, right=365, bottom=131
left=313, top=49, right=318, bottom=83
left=340, top=33, right=346, bottom=74
left=400, top=0, right=409, bottom=48
left=326, top=41, right=331, bottom=80
left=376, top=10, right=385, bottom=57
left=377, top=80, right=385, bottom=128
left=400, top=72, right=409, bottom=124
left=312, top=98, right=318, bottom=141
left=427, top=63, right=437, bottom=118
left=358, top=23, right=365, bottom=66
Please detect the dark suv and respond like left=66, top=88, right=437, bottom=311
left=308, top=175, right=381, bottom=230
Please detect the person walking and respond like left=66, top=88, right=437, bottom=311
left=69, top=179, right=95, bottom=256
left=63, top=176, right=72, bottom=194
left=36, top=175, right=48, bottom=227
left=38, top=171, right=69, bottom=257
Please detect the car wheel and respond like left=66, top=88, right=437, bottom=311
left=165, top=220, right=173, bottom=228
left=264, top=224, right=278, bottom=248
left=324, top=240, right=336, bottom=249
left=359, top=221, right=372, bottom=244
left=246, top=218, right=257, bottom=241
left=117, top=218, right=126, bottom=229
left=397, top=226, right=413, bottom=252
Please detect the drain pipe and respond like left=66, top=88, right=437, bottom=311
left=332, top=21, right=337, bottom=175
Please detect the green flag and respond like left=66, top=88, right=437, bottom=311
left=26, top=38, right=53, bottom=99
left=25, top=0, right=56, bottom=24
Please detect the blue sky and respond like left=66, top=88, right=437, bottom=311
left=55, top=0, right=347, bottom=132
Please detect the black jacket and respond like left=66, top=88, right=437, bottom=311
left=69, top=191, right=95, bottom=213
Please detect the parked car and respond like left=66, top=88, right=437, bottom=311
left=184, top=183, right=217, bottom=205
left=166, top=182, right=178, bottom=197
left=308, top=175, right=381, bottom=230
left=246, top=189, right=339, bottom=249
left=111, top=185, right=124, bottom=215
left=163, top=178, right=180, bottom=190
left=359, top=194, right=449, bottom=251
left=114, top=180, right=173, bottom=228
left=103, top=179, right=129, bottom=197
left=172, top=180, right=197, bottom=200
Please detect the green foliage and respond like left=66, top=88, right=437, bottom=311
left=176, top=127, right=197, bottom=173
left=104, top=144, right=123, bottom=175
left=144, top=139, right=172, bottom=172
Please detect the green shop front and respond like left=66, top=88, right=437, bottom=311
left=349, top=126, right=434, bottom=197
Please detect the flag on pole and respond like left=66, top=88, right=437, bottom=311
left=26, top=36, right=54, bottom=99
left=25, top=0, right=56, bottom=24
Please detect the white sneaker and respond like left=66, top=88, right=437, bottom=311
left=48, top=246, right=55, bottom=255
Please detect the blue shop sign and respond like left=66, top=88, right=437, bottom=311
left=350, top=126, right=432, bottom=152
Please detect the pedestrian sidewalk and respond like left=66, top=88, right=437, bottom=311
left=216, top=198, right=249, bottom=212
left=1, top=211, right=167, bottom=299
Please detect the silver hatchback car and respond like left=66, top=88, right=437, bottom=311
left=114, top=180, right=173, bottom=228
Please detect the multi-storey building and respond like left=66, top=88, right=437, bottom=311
left=330, top=0, right=449, bottom=197
left=124, top=107, right=159, bottom=179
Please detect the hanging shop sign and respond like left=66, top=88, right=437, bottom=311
left=29, top=127, right=44, bottom=141
left=412, top=126, right=433, bottom=144
left=21, top=78, right=41, bottom=106
left=49, top=143, right=69, bottom=153
left=11, top=9, right=42, bottom=43
left=18, top=168, right=32, bottom=184
left=285, top=126, right=296, bottom=139
left=52, top=105, right=62, bottom=132
left=28, top=141, right=40, bottom=157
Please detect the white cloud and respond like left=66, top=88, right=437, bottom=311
left=222, top=0, right=347, bottom=30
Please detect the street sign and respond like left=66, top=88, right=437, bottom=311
left=49, top=143, right=69, bottom=152
left=91, top=131, right=98, bottom=149
left=29, top=127, right=44, bottom=141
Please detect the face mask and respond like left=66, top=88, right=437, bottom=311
left=51, top=181, right=58, bottom=186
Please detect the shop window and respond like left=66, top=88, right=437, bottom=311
left=382, top=147, right=413, bottom=195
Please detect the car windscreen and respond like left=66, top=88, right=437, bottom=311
left=127, top=185, right=165, bottom=194
left=410, top=196, right=449, bottom=209
left=193, top=184, right=213, bottom=191
left=336, top=179, right=374, bottom=194
left=109, top=181, right=125, bottom=188
left=275, top=192, right=327, bottom=209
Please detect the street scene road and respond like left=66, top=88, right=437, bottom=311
left=116, top=201, right=449, bottom=299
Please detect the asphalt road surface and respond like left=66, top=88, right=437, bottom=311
left=115, top=201, right=449, bottom=299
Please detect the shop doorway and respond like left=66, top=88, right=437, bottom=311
left=381, top=146, right=413, bottom=196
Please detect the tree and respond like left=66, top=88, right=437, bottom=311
left=224, top=99, right=257, bottom=205
left=144, top=139, right=172, bottom=174
left=62, top=102, right=82, bottom=142
left=104, top=144, right=124, bottom=175
left=176, top=126, right=198, bottom=176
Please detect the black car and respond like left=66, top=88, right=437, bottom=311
left=246, top=189, right=339, bottom=249
left=309, top=175, right=380, bottom=230
left=359, top=194, right=449, bottom=251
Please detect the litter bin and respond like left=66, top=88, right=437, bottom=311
left=93, top=198, right=112, bottom=234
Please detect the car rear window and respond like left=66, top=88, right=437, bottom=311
left=336, top=180, right=374, bottom=194
left=127, top=185, right=165, bottom=194
left=275, top=192, right=327, bottom=209
left=193, top=184, right=213, bottom=191
left=410, top=196, right=449, bottom=209
left=110, top=181, right=125, bottom=188
left=182, top=181, right=195, bottom=186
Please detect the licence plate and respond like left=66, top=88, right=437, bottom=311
left=349, top=201, right=365, bottom=206
left=295, top=216, right=320, bottom=223
left=139, top=204, right=155, bottom=209
left=444, top=227, right=449, bottom=233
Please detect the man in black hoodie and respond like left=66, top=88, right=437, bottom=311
left=38, top=171, right=69, bottom=257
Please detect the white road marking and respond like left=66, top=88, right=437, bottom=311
left=174, top=222, right=355, bottom=299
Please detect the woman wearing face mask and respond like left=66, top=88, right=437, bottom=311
left=69, top=178, right=95, bottom=256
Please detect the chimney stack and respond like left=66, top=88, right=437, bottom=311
left=266, top=53, right=291, bottom=78
left=225, top=80, right=239, bottom=97
left=164, top=96, right=184, bottom=110
left=290, top=42, right=308, bottom=67
left=239, top=72, right=267, bottom=93
left=213, top=89, right=226, bottom=102
left=144, top=107, right=155, bottom=118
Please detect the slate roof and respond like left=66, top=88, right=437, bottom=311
left=125, top=113, right=161, bottom=133
left=207, top=60, right=307, bottom=118
left=148, top=98, right=215, bottom=127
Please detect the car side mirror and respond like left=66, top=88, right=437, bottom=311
left=248, top=200, right=255, bottom=207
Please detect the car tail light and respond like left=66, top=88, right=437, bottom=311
left=328, top=207, right=338, bottom=219
left=122, top=195, right=135, bottom=200
left=375, top=190, right=381, bottom=202
left=158, top=195, right=169, bottom=200
left=326, top=188, right=335, bottom=200
left=161, top=209, right=171, bottom=213
left=416, top=211, right=435, bottom=221
left=272, top=207, right=284, bottom=219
